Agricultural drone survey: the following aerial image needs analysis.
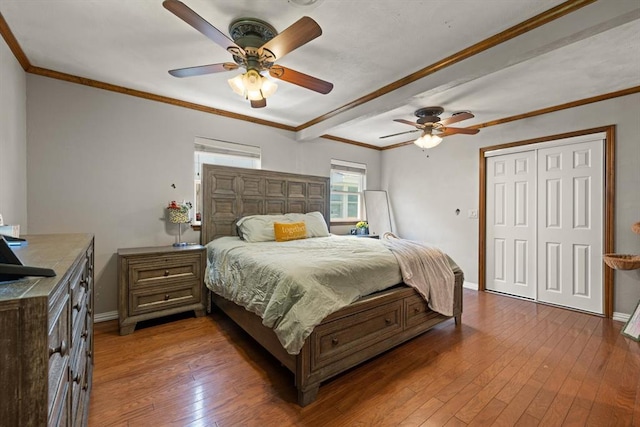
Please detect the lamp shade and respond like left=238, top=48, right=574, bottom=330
left=228, top=74, right=245, bottom=96
left=414, top=133, right=443, bottom=149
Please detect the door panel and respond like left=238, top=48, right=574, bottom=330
left=537, top=140, right=603, bottom=314
left=486, top=151, right=536, bottom=298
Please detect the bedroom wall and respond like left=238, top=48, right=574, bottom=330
left=0, top=36, right=28, bottom=232
left=26, top=74, right=382, bottom=317
left=382, top=93, right=640, bottom=316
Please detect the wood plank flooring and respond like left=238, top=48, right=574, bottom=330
left=88, top=290, right=640, bottom=426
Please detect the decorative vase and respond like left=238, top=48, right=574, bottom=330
left=357, top=227, right=369, bottom=235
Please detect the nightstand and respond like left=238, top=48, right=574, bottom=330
left=117, top=244, right=206, bottom=335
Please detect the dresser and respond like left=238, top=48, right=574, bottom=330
left=117, top=245, right=206, bottom=335
left=0, top=233, right=94, bottom=427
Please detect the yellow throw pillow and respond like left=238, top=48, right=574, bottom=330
left=274, top=222, right=307, bottom=242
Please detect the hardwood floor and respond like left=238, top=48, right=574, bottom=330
left=89, top=289, right=640, bottom=426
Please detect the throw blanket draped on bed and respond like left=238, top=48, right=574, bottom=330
left=381, top=233, right=456, bottom=317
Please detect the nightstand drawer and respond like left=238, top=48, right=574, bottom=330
left=129, top=280, right=202, bottom=315
left=129, top=254, right=202, bottom=288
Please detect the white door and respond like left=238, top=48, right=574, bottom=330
left=537, top=140, right=603, bottom=313
left=486, top=151, right=536, bottom=299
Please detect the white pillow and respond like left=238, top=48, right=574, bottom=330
left=236, top=211, right=329, bottom=242
left=236, top=214, right=288, bottom=242
left=286, top=212, right=330, bottom=238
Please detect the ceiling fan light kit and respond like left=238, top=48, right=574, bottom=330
left=227, top=70, right=277, bottom=104
left=163, top=0, right=333, bottom=108
left=414, top=133, right=443, bottom=149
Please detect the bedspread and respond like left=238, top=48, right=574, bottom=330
left=205, top=235, right=403, bottom=354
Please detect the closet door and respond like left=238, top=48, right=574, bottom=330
left=486, top=151, right=536, bottom=299
left=537, top=139, right=603, bottom=314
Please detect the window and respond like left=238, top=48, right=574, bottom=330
left=194, top=137, right=261, bottom=224
left=330, top=159, right=366, bottom=222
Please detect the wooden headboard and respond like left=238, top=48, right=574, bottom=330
left=200, top=164, right=330, bottom=244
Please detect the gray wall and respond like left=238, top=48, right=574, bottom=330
left=0, top=37, right=27, bottom=231
left=25, top=74, right=382, bottom=316
left=4, top=33, right=639, bottom=318
left=382, top=93, right=640, bottom=315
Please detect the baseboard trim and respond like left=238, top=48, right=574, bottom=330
left=463, top=281, right=478, bottom=291
left=95, top=310, right=118, bottom=323
left=613, top=312, right=630, bottom=323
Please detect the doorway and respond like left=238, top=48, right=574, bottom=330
left=479, top=126, right=615, bottom=316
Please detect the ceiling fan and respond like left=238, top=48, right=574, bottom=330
left=163, top=0, right=333, bottom=108
left=380, top=107, right=479, bottom=148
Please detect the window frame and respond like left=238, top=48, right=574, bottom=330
left=329, top=159, right=367, bottom=224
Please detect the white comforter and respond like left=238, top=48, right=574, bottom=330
left=205, top=235, right=403, bottom=354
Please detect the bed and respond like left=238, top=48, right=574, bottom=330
left=201, top=164, right=464, bottom=406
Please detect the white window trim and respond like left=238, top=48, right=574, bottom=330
left=330, top=159, right=367, bottom=222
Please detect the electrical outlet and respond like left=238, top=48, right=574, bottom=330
left=468, top=209, right=478, bottom=219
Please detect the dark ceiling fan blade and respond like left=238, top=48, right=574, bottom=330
left=269, top=65, right=333, bottom=94
left=251, top=98, right=267, bottom=108
left=168, top=62, right=238, bottom=77
left=393, top=119, right=421, bottom=128
left=439, top=127, right=480, bottom=137
left=260, top=16, right=322, bottom=62
left=379, top=129, right=420, bottom=139
left=163, top=0, right=244, bottom=56
left=438, top=111, right=475, bottom=126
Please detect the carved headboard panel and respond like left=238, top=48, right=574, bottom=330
left=201, top=164, right=330, bottom=244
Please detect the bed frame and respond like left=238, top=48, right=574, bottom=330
left=201, top=164, right=463, bottom=406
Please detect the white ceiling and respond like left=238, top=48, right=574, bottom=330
left=1, top=0, right=639, bottom=148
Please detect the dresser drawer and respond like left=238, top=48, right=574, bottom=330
left=70, top=343, right=87, bottom=426
left=128, top=254, right=202, bottom=288
left=311, top=300, right=402, bottom=370
left=48, top=285, right=70, bottom=416
left=129, top=280, right=202, bottom=315
left=48, top=375, right=69, bottom=427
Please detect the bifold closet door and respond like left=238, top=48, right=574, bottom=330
left=537, top=140, right=603, bottom=314
left=485, top=151, right=536, bottom=299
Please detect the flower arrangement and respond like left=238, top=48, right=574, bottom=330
left=356, top=221, right=368, bottom=229
left=167, top=200, right=192, bottom=224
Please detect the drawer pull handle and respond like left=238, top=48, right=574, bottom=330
left=73, top=373, right=82, bottom=384
left=385, top=318, right=392, bottom=325
left=164, top=294, right=170, bottom=301
left=49, top=340, right=68, bottom=357
left=81, top=329, right=88, bottom=339
left=86, top=350, right=93, bottom=358
left=164, top=270, right=170, bottom=276
left=80, top=278, right=88, bottom=289
left=331, top=337, right=339, bottom=346
left=87, top=308, right=93, bottom=316
left=73, top=302, right=81, bottom=311
left=414, top=307, right=420, bottom=313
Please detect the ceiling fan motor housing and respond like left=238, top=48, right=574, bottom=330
left=229, top=18, right=278, bottom=66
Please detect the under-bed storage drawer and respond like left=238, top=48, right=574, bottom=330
left=404, top=294, right=441, bottom=329
left=310, top=300, right=402, bottom=370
